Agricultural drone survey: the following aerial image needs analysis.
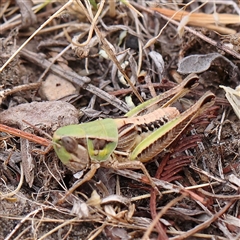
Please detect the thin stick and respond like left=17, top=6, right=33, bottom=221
left=0, top=124, right=50, bottom=146
left=142, top=195, right=185, bottom=240
left=170, top=200, right=235, bottom=240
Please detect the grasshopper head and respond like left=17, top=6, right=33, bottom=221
left=53, top=135, right=90, bottom=172
left=52, top=119, right=119, bottom=171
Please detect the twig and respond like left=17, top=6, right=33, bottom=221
left=0, top=124, right=50, bottom=146
left=5, top=208, right=43, bottom=240
left=0, top=82, right=41, bottom=104
left=143, top=195, right=185, bottom=240
left=170, top=200, right=235, bottom=240
left=38, top=217, right=78, bottom=240
left=85, top=84, right=129, bottom=113
left=19, top=48, right=90, bottom=87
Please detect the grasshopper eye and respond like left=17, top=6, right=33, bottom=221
left=61, top=136, right=90, bottom=172
left=61, top=136, right=78, bottom=154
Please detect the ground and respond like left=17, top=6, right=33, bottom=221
left=0, top=1, right=240, bottom=239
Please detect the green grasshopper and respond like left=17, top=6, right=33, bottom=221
left=53, top=74, right=216, bottom=200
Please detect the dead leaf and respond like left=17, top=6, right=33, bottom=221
left=15, top=0, right=37, bottom=29
left=178, top=53, right=238, bottom=75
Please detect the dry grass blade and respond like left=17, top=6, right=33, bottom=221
left=151, top=7, right=240, bottom=34
left=0, top=163, right=24, bottom=199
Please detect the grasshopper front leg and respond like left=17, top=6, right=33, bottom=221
left=101, top=159, right=161, bottom=195
left=57, top=163, right=100, bottom=204
left=57, top=160, right=161, bottom=204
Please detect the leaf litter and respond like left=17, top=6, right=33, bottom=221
left=0, top=0, right=240, bottom=239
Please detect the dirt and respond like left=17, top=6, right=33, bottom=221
left=0, top=1, right=240, bottom=239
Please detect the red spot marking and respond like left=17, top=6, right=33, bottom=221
left=141, top=175, right=150, bottom=184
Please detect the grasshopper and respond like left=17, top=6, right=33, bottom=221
left=52, top=74, right=216, bottom=200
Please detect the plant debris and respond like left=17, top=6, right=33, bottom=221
left=0, top=1, right=240, bottom=239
